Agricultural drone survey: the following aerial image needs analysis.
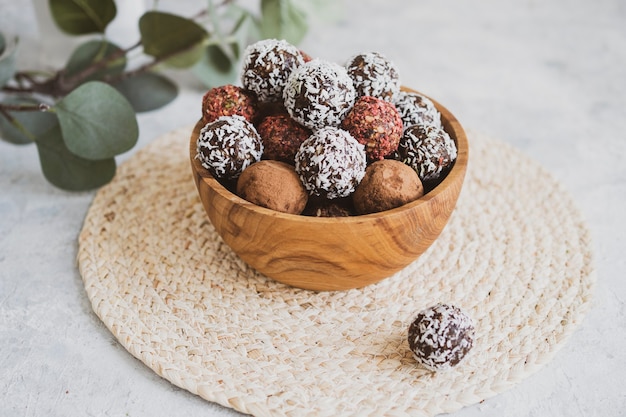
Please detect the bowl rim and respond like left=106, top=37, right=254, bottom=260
left=190, top=87, right=468, bottom=224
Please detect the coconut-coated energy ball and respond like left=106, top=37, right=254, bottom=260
left=345, top=52, right=400, bottom=102
left=241, top=39, right=305, bottom=102
left=201, top=84, right=259, bottom=124
left=353, top=160, right=424, bottom=214
left=295, top=127, right=366, bottom=199
left=340, top=96, right=403, bottom=161
left=283, top=59, right=356, bottom=130
left=398, top=124, right=457, bottom=190
left=236, top=160, right=308, bottom=214
left=394, top=90, right=442, bottom=129
left=257, top=114, right=311, bottom=164
left=408, top=303, right=475, bottom=371
left=196, top=115, right=263, bottom=180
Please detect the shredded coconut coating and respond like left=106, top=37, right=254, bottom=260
left=241, top=39, right=304, bottom=103
left=394, top=91, right=442, bottom=130
left=196, top=115, right=264, bottom=180
left=201, top=85, right=259, bottom=124
left=408, top=303, right=475, bottom=371
left=283, top=59, right=356, bottom=130
left=398, top=124, right=457, bottom=187
left=346, top=52, right=400, bottom=102
left=295, top=127, right=366, bottom=199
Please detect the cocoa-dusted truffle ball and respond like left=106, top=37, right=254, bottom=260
left=201, top=85, right=259, bottom=124
left=257, top=114, right=311, bottom=164
left=295, top=127, right=366, bottom=199
left=236, top=160, right=308, bottom=214
left=408, top=303, right=475, bottom=371
left=353, top=160, right=423, bottom=214
left=196, top=115, right=263, bottom=180
left=398, top=124, right=457, bottom=190
left=341, top=96, right=403, bottom=160
left=241, top=39, right=304, bottom=102
left=346, top=52, right=400, bottom=102
left=394, top=91, right=442, bottom=129
left=283, top=59, right=356, bottom=130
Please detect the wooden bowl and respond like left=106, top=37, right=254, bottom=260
left=190, top=88, right=468, bottom=291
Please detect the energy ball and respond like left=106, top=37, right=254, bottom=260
left=295, top=127, right=366, bottom=199
left=241, top=39, right=304, bottom=102
left=236, top=160, right=308, bottom=214
left=283, top=59, right=356, bottom=130
left=341, top=96, right=403, bottom=160
left=398, top=124, right=457, bottom=190
left=345, top=52, right=400, bottom=102
left=394, top=91, right=442, bottom=129
left=353, top=160, right=423, bottom=214
left=196, top=115, right=263, bottom=180
left=257, top=114, right=311, bottom=164
left=408, top=303, right=475, bottom=371
left=201, top=84, right=259, bottom=124
left=303, top=196, right=354, bottom=217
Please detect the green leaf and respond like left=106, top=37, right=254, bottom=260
left=65, top=40, right=126, bottom=82
left=0, top=34, right=18, bottom=88
left=0, top=97, right=58, bottom=145
left=192, top=43, right=239, bottom=88
left=48, top=0, right=117, bottom=35
left=0, top=32, right=5, bottom=54
left=36, top=123, right=116, bottom=191
left=112, top=72, right=178, bottom=113
left=260, top=0, right=308, bottom=45
left=54, top=81, right=138, bottom=160
left=139, top=11, right=209, bottom=68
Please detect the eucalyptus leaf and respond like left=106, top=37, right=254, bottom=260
left=49, top=0, right=117, bottom=35
left=0, top=34, right=18, bottom=88
left=0, top=32, right=5, bottom=54
left=112, top=72, right=178, bottom=113
left=139, top=11, right=208, bottom=68
left=65, top=40, right=126, bottom=82
left=192, top=43, right=239, bottom=88
left=260, top=0, right=308, bottom=45
left=36, top=123, right=116, bottom=191
left=54, top=81, right=138, bottom=160
left=0, top=97, right=58, bottom=145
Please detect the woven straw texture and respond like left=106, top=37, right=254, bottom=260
left=78, top=127, right=595, bottom=417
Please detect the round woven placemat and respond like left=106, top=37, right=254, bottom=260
left=78, top=127, right=595, bottom=417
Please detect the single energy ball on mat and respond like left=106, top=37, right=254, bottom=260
left=241, top=39, right=305, bottom=102
left=394, top=90, right=442, bottom=129
left=236, top=160, right=308, bottom=214
left=341, top=96, right=403, bottom=160
left=408, top=303, right=475, bottom=371
left=196, top=115, right=263, bottom=180
left=295, top=127, right=366, bottom=199
left=398, top=124, right=457, bottom=189
left=283, top=59, right=356, bottom=130
left=353, top=160, right=424, bottom=214
left=345, top=52, right=400, bottom=102
left=257, top=114, right=311, bottom=164
left=201, top=84, right=259, bottom=124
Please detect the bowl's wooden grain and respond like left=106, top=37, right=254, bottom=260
left=190, top=88, right=468, bottom=291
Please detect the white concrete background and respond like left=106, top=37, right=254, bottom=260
left=1, top=0, right=624, bottom=416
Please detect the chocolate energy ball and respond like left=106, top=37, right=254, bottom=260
left=241, top=39, right=304, bottom=102
left=196, top=115, right=264, bottom=180
left=236, top=160, right=308, bottom=214
left=257, top=114, right=311, bottom=164
left=295, top=127, right=366, bottom=199
left=283, top=59, right=356, bottom=130
left=398, top=124, right=458, bottom=190
left=340, top=96, right=403, bottom=160
left=346, top=52, right=400, bottom=102
left=394, top=90, right=442, bottom=129
left=302, top=196, right=354, bottom=217
left=353, top=160, right=423, bottom=214
left=201, top=84, right=259, bottom=124
left=408, top=303, right=475, bottom=371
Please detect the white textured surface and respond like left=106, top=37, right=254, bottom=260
left=0, top=1, right=624, bottom=416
